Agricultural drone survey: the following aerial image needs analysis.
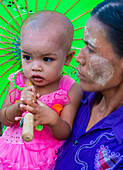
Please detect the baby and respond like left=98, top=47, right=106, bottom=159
left=0, top=11, right=82, bottom=169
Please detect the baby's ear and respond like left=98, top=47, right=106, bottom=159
left=64, top=50, right=75, bottom=66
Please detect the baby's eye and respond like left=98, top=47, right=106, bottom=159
left=43, top=57, right=53, bottom=62
left=23, top=55, right=32, bottom=61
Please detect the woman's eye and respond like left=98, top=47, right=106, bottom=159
left=87, top=47, right=94, bottom=53
left=23, top=55, right=32, bottom=60
left=43, top=57, right=53, bottom=62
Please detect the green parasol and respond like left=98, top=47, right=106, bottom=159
left=0, top=0, right=104, bottom=108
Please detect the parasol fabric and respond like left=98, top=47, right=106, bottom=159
left=0, top=0, right=104, bottom=107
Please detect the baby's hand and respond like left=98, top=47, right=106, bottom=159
left=34, top=100, right=59, bottom=127
left=15, top=86, right=38, bottom=121
left=20, top=99, right=59, bottom=127
left=20, top=86, right=38, bottom=111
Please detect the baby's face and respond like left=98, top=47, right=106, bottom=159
left=21, top=24, right=68, bottom=87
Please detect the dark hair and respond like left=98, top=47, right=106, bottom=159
left=91, top=0, right=123, bottom=58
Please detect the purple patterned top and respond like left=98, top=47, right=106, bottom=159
left=55, top=91, right=123, bottom=170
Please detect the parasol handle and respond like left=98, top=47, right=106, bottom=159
left=22, top=112, right=34, bottom=142
left=22, top=80, right=34, bottom=142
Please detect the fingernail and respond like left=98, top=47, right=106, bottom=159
left=37, top=93, right=40, bottom=98
left=20, top=104, right=24, bottom=108
left=15, top=117, right=20, bottom=121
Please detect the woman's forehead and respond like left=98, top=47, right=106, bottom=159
left=84, top=17, right=108, bottom=48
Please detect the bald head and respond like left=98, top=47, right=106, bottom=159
left=21, top=11, right=74, bottom=53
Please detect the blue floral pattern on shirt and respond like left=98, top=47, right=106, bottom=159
left=75, top=131, right=123, bottom=170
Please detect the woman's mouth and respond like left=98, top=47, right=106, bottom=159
left=77, top=72, right=86, bottom=78
left=77, top=68, right=86, bottom=79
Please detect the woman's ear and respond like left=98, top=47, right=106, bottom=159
left=119, top=58, right=123, bottom=73
left=64, top=50, right=75, bottom=66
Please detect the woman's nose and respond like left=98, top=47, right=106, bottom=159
left=75, top=49, right=86, bottom=66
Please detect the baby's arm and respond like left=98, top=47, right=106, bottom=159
left=0, top=83, right=22, bottom=126
left=48, top=82, right=83, bottom=140
left=0, top=84, right=37, bottom=126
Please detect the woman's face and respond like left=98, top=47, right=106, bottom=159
left=76, top=17, right=123, bottom=92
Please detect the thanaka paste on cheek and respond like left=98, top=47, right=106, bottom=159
left=88, top=56, right=114, bottom=86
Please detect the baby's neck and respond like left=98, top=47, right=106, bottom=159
left=34, top=75, right=62, bottom=96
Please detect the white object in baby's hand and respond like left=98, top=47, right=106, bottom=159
left=22, top=113, right=34, bottom=142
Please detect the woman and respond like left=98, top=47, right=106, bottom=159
left=55, top=0, right=123, bottom=169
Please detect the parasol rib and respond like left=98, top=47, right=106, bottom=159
left=71, top=47, right=81, bottom=50
left=0, top=52, right=13, bottom=57
left=0, top=61, right=20, bottom=78
left=0, top=42, right=13, bottom=45
left=69, top=64, right=77, bottom=69
left=54, top=0, right=61, bottom=11
left=44, top=0, right=48, bottom=10
left=71, top=9, right=92, bottom=22
left=64, top=0, right=80, bottom=15
left=18, top=65, right=22, bottom=70
left=62, top=70, right=70, bottom=77
left=0, top=26, right=16, bottom=36
left=0, top=82, right=10, bottom=98
left=0, top=34, right=14, bottom=40
left=0, top=57, right=15, bottom=66
left=0, top=1, right=20, bottom=28
left=13, top=0, right=23, bottom=22
left=0, top=35, right=15, bottom=45
left=35, top=0, right=38, bottom=12
left=0, top=47, right=13, bottom=52
left=25, top=0, right=29, bottom=16
left=0, top=16, right=20, bottom=34
left=73, top=38, right=83, bottom=41
left=0, top=47, right=13, bottom=50
left=74, top=26, right=84, bottom=31
left=1, top=54, right=14, bottom=56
